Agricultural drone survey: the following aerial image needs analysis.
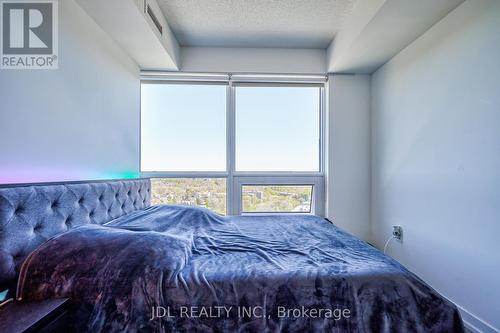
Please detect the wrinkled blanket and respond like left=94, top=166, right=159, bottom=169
left=17, top=205, right=463, bottom=332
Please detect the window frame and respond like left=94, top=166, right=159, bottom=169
left=140, top=73, right=326, bottom=216
left=233, top=82, right=323, bottom=173
left=236, top=177, right=324, bottom=215
left=140, top=80, right=229, bottom=173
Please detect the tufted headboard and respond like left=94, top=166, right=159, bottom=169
left=0, top=178, right=151, bottom=285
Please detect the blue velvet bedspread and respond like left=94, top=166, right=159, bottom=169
left=17, top=205, right=463, bottom=332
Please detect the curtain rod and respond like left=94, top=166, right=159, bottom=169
left=140, top=71, right=328, bottom=83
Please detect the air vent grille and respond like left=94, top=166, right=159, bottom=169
left=147, top=4, right=163, bottom=35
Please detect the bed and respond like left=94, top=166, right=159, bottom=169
left=0, top=179, right=464, bottom=332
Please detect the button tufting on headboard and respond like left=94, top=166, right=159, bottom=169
left=0, top=178, right=151, bottom=284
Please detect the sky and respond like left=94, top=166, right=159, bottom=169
left=141, top=83, right=320, bottom=172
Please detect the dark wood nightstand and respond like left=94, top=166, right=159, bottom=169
left=0, top=298, right=71, bottom=333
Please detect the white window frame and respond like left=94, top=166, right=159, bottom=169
left=235, top=177, right=324, bottom=215
left=140, top=72, right=326, bottom=216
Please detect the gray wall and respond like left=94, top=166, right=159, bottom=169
left=0, top=0, right=140, bottom=184
left=327, top=74, right=371, bottom=241
left=371, top=1, right=500, bottom=331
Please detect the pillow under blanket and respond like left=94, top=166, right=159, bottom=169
left=17, top=224, right=192, bottom=332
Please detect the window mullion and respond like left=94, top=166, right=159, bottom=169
left=320, top=86, right=326, bottom=174
left=226, top=82, right=237, bottom=215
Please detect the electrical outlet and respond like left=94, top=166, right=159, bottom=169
left=392, top=226, right=403, bottom=241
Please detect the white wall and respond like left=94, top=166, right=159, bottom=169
left=0, top=0, right=140, bottom=184
left=371, top=1, right=500, bottom=331
left=327, top=74, right=371, bottom=241
left=181, top=47, right=326, bottom=74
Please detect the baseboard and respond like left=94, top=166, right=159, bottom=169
left=456, top=303, right=499, bottom=333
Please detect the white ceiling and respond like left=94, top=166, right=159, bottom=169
left=327, top=0, right=464, bottom=73
left=77, top=0, right=465, bottom=73
left=157, top=0, right=358, bottom=49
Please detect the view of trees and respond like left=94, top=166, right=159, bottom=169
left=242, top=185, right=312, bottom=213
left=151, top=178, right=227, bottom=214
left=150, top=179, right=312, bottom=215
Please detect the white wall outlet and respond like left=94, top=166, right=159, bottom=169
left=392, top=226, right=403, bottom=241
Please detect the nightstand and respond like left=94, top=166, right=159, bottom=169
left=0, top=298, right=71, bottom=333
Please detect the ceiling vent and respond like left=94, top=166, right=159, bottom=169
left=146, top=4, right=163, bottom=35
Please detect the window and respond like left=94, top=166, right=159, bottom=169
left=235, top=86, right=320, bottom=172
left=242, top=185, right=313, bottom=213
left=141, top=74, right=325, bottom=216
left=141, top=83, right=226, bottom=172
left=151, top=178, right=226, bottom=215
